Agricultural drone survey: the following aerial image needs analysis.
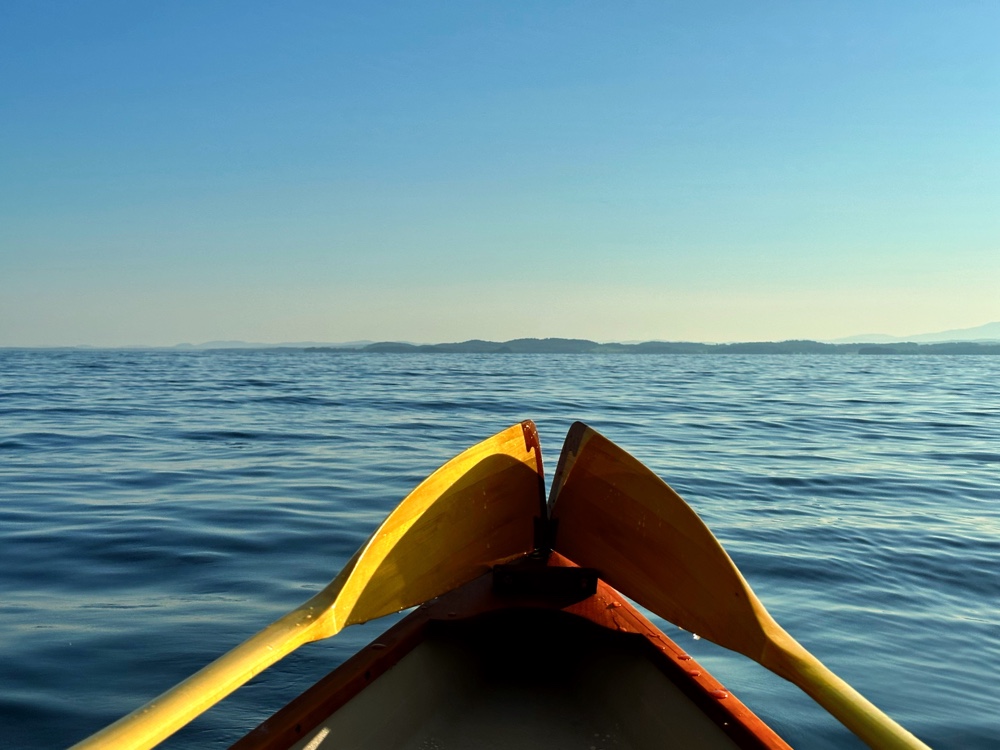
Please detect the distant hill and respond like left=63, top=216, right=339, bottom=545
left=834, top=321, right=1000, bottom=344
left=302, top=338, right=1000, bottom=355
left=906, top=321, right=1000, bottom=342
left=11, top=335, right=1000, bottom=353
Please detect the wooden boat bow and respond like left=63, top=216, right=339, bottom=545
left=71, top=420, right=929, bottom=750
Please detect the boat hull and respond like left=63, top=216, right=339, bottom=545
left=233, top=553, right=789, bottom=750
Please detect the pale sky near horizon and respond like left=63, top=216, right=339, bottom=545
left=2, top=2, right=997, bottom=346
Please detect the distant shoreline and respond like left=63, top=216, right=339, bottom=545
left=317, top=338, right=1000, bottom=355
left=7, top=338, right=1000, bottom=354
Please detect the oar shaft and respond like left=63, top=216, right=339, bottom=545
left=69, top=422, right=545, bottom=749
left=70, top=605, right=329, bottom=750
left=767, top=637, right=931, bottom=750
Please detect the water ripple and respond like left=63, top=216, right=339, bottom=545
left=0, top=350, right=997, bottom=749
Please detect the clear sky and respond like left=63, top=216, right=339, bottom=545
left=2, top=1, right=997, bottom=346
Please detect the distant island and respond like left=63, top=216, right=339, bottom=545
left=305, top=338, right=1000, bottom=355
left=19, top=322, right=1000, bottom=352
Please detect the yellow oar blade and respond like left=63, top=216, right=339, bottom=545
left=333, top=419, right=546, bottom=628
left=549, top=422, right=929, bottom=750
left=72, top=421, right=545, bottom=750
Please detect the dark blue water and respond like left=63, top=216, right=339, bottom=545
left=1, top=350, right=997, bottom=749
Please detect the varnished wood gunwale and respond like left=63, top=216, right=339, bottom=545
left=233, top=552, right=791, bottom=750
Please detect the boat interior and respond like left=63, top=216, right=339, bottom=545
left=266, top=607, right=763, bottom=750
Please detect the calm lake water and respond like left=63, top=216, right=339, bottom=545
left=1, top=350, right=997, bottom=749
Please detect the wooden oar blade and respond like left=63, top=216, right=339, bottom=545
left=549, top=422, right=931, bottom=750
left=70, top=421, right=545, bottom=750
left=335, top=420, right=546, bottom=628
left=549, top=422, right=775, bottom=662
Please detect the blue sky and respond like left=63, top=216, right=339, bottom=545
left=2, top=1, right=997, bottom=346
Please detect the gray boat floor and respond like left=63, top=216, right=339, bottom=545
left=292, top=633, right=739, bottom=750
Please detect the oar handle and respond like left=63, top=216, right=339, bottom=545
left=767, top=636, right=932, bottom=750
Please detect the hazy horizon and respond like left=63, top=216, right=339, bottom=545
left=3, top=3, right=997, bottom=347
left=5, top=319, right=1000, bottom=350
